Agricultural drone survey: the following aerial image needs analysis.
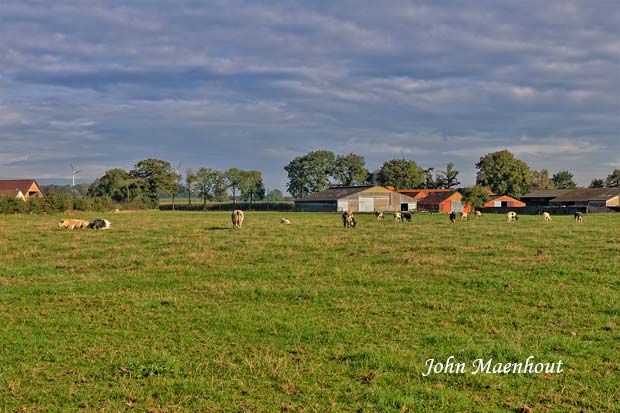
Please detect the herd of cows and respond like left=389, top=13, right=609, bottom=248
left=55, top=209, right=586, bottom=231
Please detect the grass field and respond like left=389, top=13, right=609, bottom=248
left=0, top=211, right=619, bottom=412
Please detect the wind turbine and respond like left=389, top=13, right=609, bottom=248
left=70, top=164, right=81, bottom=187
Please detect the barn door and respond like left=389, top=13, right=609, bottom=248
left=451, top=201, right=463, bottom=212
left=337, top=200, right=349, bottom=211
left=358, top=197, right=374, bottom=212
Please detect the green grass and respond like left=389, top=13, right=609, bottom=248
left=0, top=211, right=619, bottom=412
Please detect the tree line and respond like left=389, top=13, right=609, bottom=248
left=284, top=149, right=620, bottom=207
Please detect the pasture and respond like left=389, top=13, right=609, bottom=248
left=0, top=211, right=618, bottom=412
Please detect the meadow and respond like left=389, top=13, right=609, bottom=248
left=0, top=211, right=618, bottom=412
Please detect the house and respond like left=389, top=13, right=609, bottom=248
left=395, top=189, right=452, bottom=211
left=294, top=185, right=417, bottom=212
left=483, top=195, right=526, bottom=208
left=416, top=190, right=472, bottom=213
left=0, top=180, right=44, bottom=201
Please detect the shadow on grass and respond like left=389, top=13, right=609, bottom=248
left=206, top=226, right=230, bottom=231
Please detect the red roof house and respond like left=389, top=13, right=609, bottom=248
left=0, top=180, right=44, bottom=201
left=483, top=195, right=525, bottom=208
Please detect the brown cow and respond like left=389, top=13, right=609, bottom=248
left=342, top=211, right=355, bottom=228
left=58, top=219, right=90, bottom=229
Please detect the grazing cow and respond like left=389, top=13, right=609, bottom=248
left=394, top=212, right=402, bottom=222
left=375, top=211, right=384, bottom=221
left=88, top=218, right=111, bottom=230
left=280, top=217, right=291, bottom=225
left=402, top=212, right=412, bottom=222
left=461, top=212, right=468, bottom=221
left=542, top=212, right=551, bottom=222
left=58, top=219, right=89, bottom=229
left=575, top=211, right=584, bottom=223
left=475, top=211, right=482, bottom=218
left=449, top=211, right=457, bottom=224
left=506, top=211, right=518, bottom=222
left=231, top=210, right=245, bottom=229
left=342, top=211, right=355, bottom=228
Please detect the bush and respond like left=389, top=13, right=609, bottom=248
left=26, top=197, right=52, bottom=214
left=73, top=197, right=94, bottom=211
left=0, top=196, right=27, bottom=214
left=46, top=193, right=73, bottom=213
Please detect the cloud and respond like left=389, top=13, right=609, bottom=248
left=0, top=0, right=618, bottom=190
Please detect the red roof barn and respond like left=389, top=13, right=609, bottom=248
left=484, top=195, right=525, bottom=208
left=0, top=180, right=44, bottom=201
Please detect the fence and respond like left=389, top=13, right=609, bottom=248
left=159, top=202, right=294, bottom=212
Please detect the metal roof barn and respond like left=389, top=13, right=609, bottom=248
left=294, top=185, right=417, bottom=212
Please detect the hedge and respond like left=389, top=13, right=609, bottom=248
left=159, top=202, right=294, bottom=212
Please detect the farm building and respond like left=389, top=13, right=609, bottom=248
left=483, top=195, right=526, bottom=208
left=521, top=188, right=620, bottom=213
left=0, top=180, right=44, bottom=201
left=294, top=185, right=417, bottom=212
left=520, top=189, right=573, bottom=207
left=416, top=190, right=472, bottom=213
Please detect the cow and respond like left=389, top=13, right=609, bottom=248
left=280, top=217, right=291, bottom=225
left=449, top=211, right=457, bottom=224
left=375, top=211, right=384, bottom=221
left=394, top=212, right=402, bottom=222
left=506, top=211, right=519, bottom=222
left=231, top=210, right=245, bottom=229
left=88, top=218, right=111, bottom=230
left=475, top=211, right=482, bottom=218
left=342, top=211, right=355, bottom=228
left=58, top=219, right=89, bottom=229
left=402, top=212, right=412, bottom=222
left=575, top=211, right=584, bottom=223
left=542, top=212, right=551, bottom=222
left=461, top=212, right=468, bottom=221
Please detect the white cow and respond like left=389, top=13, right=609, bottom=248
left=280, top=217, right=291, bottom=225
left=506, top=211, right=518, bottom=222
left=231, top=210, right=245, bottom=229
left=542, top=212, right=551, bottom=222
left=394, top=212, right=402, bottom=222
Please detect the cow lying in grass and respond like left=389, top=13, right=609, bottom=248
left=231, top=210, right=244, bottom=229
left=543, top=212, right=551, bottom=222
left=280, top=217, right=291, bottom=225
left=342, top=211, right=356, bottom=228
left=375, top=211, right=384, bottom=221
left=575, top=211, right=584, bottom=223
left=58, top=219, right=90, bottom=229
left=88, top=219, right=111, bottom=230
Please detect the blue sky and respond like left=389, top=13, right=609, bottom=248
left=1, top=1, right=618, bottom=191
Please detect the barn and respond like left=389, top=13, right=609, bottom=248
left=483, top=195, right=526, bottom=208
left=0, top=180, right=44, bottom=201
left=416, top=190, right=471, bottom=213
left=294, top=185, right=417, bottom=212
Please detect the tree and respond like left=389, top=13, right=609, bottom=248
left=605, top=169, right=620, bottom=188
left=332, top=153, right=368, bottom=186
left=225, top=168, right=244, bottom=203
left=185, top=168, right=196, bottom=205
left=551, top=170, right=576, bottom=189
left=531, top=169, right=554, bottom=190
left=265, top=189, right=284, bottom=201
left=88, top=168, right=142, bottom=202
left=239, top=170, right=265, bottom=205
left=130, top=159, right=177, bottom=207
left=195, top=168, right=228, bottom=206
left=461, top=186, right=490, bottom=212
left=376, top=159, right=423, bottom=190
left=284, top=150, right=336, bottom=198
left=475, top=150, right=532, bottom=198
left=589, top=178, right=605, bottom=188
left=435, top=162, right=461, bottom=189
left=421, top=168, right=436, bottom=189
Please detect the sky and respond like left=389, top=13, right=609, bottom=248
left=1, top=1, right=619, bottom=191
